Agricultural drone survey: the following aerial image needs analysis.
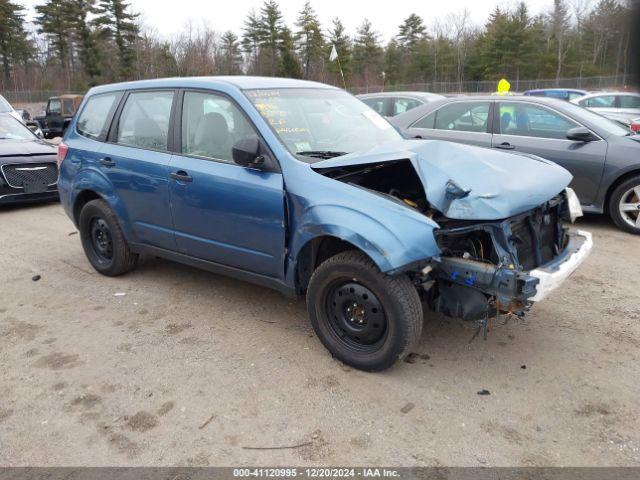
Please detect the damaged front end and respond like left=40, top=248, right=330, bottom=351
left=424, top=194, right=590, bottom=321
left=311, top=140, right=593, bottom=325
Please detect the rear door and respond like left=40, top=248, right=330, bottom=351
left=391, top=97, right=423, bottom=117
left=404, top=100, right=494, bottom=147
left=99, top=89, right=177, bottom=251
left=168, top=89, right=286, bottom=278
left=492, top=100, right=606, bottom=205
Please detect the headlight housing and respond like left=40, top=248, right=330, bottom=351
left=565, top=187, right=583, bottom=223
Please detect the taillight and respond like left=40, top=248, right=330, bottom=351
left=57, top=142, right=68, bottom=167
left=631, top=122, right=640, bottom=134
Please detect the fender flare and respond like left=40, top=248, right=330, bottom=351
left=288, top=204, right=440, bottom=278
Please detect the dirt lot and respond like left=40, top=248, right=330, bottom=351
left=0, top=202, right=639, bottom=467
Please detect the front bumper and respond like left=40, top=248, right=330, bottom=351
left=0, top=190, right=59, bottom=205
left=528, top=229, right=593, bottom=302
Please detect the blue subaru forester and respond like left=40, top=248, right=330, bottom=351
left=58, top=77, right=592, bottom=371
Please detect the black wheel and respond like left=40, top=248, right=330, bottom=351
left=78, top=199, right=138, bottom=276
left=609, top=176, right=640, bottom=234
left=306, top=250, right=423, bottom=371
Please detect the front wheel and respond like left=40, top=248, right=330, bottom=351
left=306, top=251, right=423, bottom=371
left=609, top=176, right=640, bottom=234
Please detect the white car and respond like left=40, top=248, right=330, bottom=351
left=571, top=92, right=640, bottom=124
left=0, top=94, right=25, bottom=124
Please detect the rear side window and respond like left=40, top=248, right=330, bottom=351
left=362, top=97, right=387, bottom=116
left=412, top=111, right=436, bottom=129
left=393, top=97, right=422, bottom=115
left=583, top=95, right=616, bottom=108
left=117, top=91, right=174, bottom=151
left=434, top=102, right=490, bottom=132
left=77, top=92, right=121, bottom=140
left=619, top=95, right=640, bottom=108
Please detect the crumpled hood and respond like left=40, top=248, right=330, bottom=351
left=311, top=139, right=573, bottom=220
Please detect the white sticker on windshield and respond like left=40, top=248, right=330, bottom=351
left=362, top=109, right=392, bottom=130
left=295, top=142, right=312, bottom=152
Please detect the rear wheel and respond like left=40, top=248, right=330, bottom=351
left=306, top=250, right=423, bottom=371
left=609, top=176, right=640, bottom=234
left=78, top=199, right=138, bottom=276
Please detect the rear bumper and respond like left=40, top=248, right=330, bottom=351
left=528, top=229, right=593, bottom=302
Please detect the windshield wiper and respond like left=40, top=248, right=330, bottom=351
left=297, top=150, right=348, bottom=159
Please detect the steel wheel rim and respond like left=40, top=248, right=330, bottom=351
left=619, top=185, right=640, bottom=229
left=325, top=280, right=388, bottom=353
left=90, top=217, right=113, bottom=261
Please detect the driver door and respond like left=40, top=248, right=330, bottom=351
left=492, top=101, right=607, bottom=205
left=168, top=90, right=286, bottom=278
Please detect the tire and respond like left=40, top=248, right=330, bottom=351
left=78, top=199, right=138, bottom=276
left=306, top=250, right=423, bottom=372
left=609, top=176, right=640, bottom=234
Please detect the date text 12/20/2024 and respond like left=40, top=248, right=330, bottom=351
left=233, top=468, right=400, bottom=478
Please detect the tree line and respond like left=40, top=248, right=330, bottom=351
left=0, top=0, right=637, bottom=94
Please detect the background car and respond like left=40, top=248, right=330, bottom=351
left=0, top=113, right=58, bottom=205
left=391, top=95, right=640, bottom=233
left=0, top=94, right=26, bottom=124
left=357, top=91, right=445, bottom=118
left=34, top=94, right=83, bottom=139
left=523, top=88, right=588, bottom=101
left=571, top=91, right=640, bottom=124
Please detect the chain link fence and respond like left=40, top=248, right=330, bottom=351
left=349, top=75, right=637, bottom=95
left=2, top=75, right=637, bottom=104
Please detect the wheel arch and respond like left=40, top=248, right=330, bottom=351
left=604, top=169, right=640, bottom=214
left=294, top=235, right=375, bottom=294
left=73, top=189, right=103, bottom=224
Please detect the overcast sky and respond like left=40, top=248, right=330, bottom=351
left=19, top=0, right=557, bottom=41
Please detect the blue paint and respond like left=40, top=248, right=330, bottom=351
left=58, top=76, right=573, bottom=295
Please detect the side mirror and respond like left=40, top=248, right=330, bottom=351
left=566, top=126, right=598, bottom=142
left=232, top=137, right=265, bottom=168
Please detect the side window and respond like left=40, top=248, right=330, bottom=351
left=76, top=92, right=121, bottom=140
left=182, top=91, right=258, bottom=162
left=584, top=95, right=616, bottom=108
left=63, top=99, right=74, bottom=115
left=393, top=97, right=422, bottom=115
left=619, top=95, right=640, bottom=108
left=116, top=90, right=174, bottom=151
left=412, top=111, right=436, bottom=129
left=499, top=103, right=578, bottom=139
left=48, top=99, right=61, bottom=114
left=434, top=102, right=490, bottom=132
left=362, top=97, right=386, bottom=116
left=569, top=92, right=584, bottom=101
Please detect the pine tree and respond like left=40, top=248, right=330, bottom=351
left=397, top=14, right=426, bottom=50
left=294, top=1, right=324, bottom=79
left=35, top=0, right=73, bottom=84
left=94, top=0, right=138, bottom=80
left=241, top=9, right=261, bottom=73
left=257, top=0, right=285, bottom=76
left=219, top=31, right=243, bottom=74
left=66, top=0, right=101, bottom=83
left=279, top=27, right=301, bottom=78
left=0, top=0, right=31, bottom=85
left=327, top=18, right=351, bottom=82
left=352, top=19, right=382, bottom=87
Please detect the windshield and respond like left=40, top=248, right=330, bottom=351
left=563, top=101, right=631, bottom=136
left=0, top=115, right=36, bottom=140
left=245, top=88, right=401, bottom=161
left=0, top=95, right=12, bottom=113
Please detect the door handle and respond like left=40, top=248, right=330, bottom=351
left=100, top=157, right=116, bottom=167
left=170, top=170, right=193, bottom=183
left=413, top=135, right=423, bottom=139
left=494, top=142, right=515, bottom=150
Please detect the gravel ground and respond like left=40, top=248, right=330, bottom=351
left=0, top=202, right=639, bottom=467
